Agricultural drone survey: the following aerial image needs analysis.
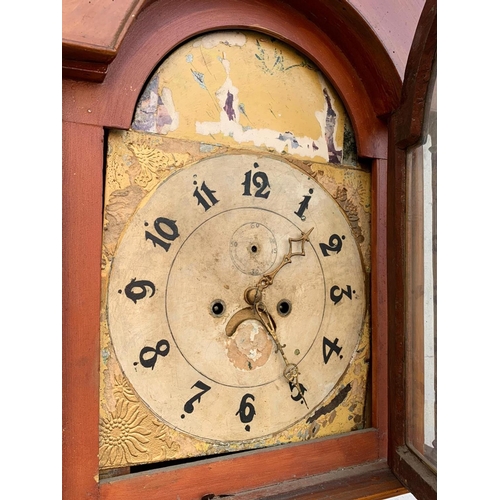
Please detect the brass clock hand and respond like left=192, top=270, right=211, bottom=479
left=241, top=228, right=313, bottom=408
left=223, top=301, right=308, bottom=405
left=244, top=227, right=314, bottom=306
left=253, top=300, right=308, bottom=408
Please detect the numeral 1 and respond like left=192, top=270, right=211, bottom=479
left=294, top=189, right=314, bottom=220
left=193, top=181, right=219, bottom=211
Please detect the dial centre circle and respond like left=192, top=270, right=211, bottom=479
left=165, top=207, right=325, bottom=388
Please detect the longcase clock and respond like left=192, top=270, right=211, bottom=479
left=62, top=0, right=433, bottom=498
left=99, top=31, right=372, bottom=470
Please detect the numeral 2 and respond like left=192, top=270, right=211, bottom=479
left=320, top=233, right=344, bottom=256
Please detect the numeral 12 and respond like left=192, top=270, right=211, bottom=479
left=242, top=162, right=271, bottom=198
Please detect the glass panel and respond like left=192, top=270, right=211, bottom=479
left=405, top=60, right=437, bottom=472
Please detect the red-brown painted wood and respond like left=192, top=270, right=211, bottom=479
left=210, top=460, right=408, bottom=500
left=62, top=0, right=147, bottom=61
left=348, top=0, right=425, bottom=78
left=62, top=0, right=416, bottom=118
left=371, top=158, right=389, bottom=453
left=393, top=0, right=437, bottom=148
left=62, top=121, right=103, bottom=499
left=62, top=58, right=109, bottom=83
left=99, top=430, right=380, bottom=500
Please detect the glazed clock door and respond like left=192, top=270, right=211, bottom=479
left=99, top=30, right=372, bottom=471
left=388, top=0, right=437, bottom=498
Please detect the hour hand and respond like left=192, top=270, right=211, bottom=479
left=245, top=227, right=314, bottom=305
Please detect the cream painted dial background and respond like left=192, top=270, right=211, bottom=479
left=108, top=154, right=365, bottom=442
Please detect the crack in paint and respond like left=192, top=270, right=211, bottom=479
left=306, top=383, right=352, bottom=424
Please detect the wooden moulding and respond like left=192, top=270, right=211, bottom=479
left=208, top=460, right=408, bottom=500
left=61, top=0, right=396, bottom=159
left=99, top=430, right=380, bottom=499
left=62, top=58, right=109, bottom=83
left=62, top=0, right=403, bottom=119
left=370, top=158, right=389, bottom=448
left=393, top=0, right=437, bottom=148
left=62, top=0, right=149, bottom=82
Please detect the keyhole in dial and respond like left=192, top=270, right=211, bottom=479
left=251, top=244, right=258, bottom=253
left=210, top=300, right=226, bottom=317
left=277, top=299, right=292, bottom=317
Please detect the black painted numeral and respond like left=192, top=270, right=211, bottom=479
left=329, top=285, right=354, bottom=305
left=242, top=163, right=271, bottom=198
left=193, top=181, right=219, bottom=211
left=322, top=336, right=343, bottom=364
left=294, top=189, right=314, bottom=219
left=123, top=278, right=155, bottom=303
left=236, top=393, right=256, bottom=431
left=145, top=217, right=179, bottom=252
left=289, top=381, right=307, bottom=403
left=137, top=339, right=170, bottom=369
left=183, top=381, right=212, bottom=414
left=319, top=233, right=344, bottom=256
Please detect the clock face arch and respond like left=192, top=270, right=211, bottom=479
left=107, top=154, right=366, bottom=442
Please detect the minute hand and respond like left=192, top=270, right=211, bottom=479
left=254, top=300, right=309, bottom=409
left=255, top=227, right=314, bottom=292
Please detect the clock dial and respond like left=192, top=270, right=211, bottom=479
left=107, top=154, right=366, bottom=442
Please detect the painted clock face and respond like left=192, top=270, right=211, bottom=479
left=107, top=154, right=365, bottom=442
